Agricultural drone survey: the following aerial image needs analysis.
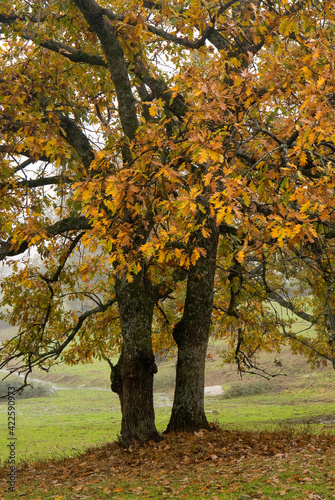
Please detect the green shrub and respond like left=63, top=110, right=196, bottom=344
left=222, top=379, right=277, bottom=399
left=0, top=374, right=57, bottom=400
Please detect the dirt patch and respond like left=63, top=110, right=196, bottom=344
left=204, top=385, right=224, bottom=396
left=285, top=413, right=335, bottom=426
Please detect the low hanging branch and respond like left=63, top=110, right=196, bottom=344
left=0, top=295, right=118, bottom=396
left=281, top=325, right=335, bottom=369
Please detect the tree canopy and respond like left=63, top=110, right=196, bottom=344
left=1, top=0, right=335, bottom=441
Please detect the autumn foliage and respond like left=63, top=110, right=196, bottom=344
left=0, top=0, right=335, bottom=442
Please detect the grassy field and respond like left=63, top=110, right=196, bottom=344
left=0, top=320, right=335, bottom=499
left=1, top=338, right=335, bottom=464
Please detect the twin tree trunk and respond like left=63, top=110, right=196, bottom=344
left=74, top=0, right=220, bottom=442
left=166, top=217, right=219, bottom=433
left=113, top=274, right=161, bottom=445
left=112, top=218, right=219, bottom=441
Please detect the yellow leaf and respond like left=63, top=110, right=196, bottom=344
left=236, top=250, right=244, bottom=263
left=191, top=248, right=200, bottom=265
left=126, top=272, right=134, bottom=283
left=198, top=203, right=206, bottom=214
left=179, top=252, right=187, bottom=267
left=201, top=227, right=210, bottom=238
left=224, top=211, right=233, bottom=225
left=29, top=234, right=42, bottom=245
left=197, top=149, right=208, bottom=163
left=242, top=191, right=250, bottom=207
left=270, top=226, right=282, bottom=238
left=204, top=173, right=212, bottom=186
left=299, top=151, right=308, bottom=166
left=158, top=249, right=165, bottom=264
left=300, top=201, right=310, bottom=213
left=149, top=103, right=157, bottom=117
left=317, top=77, right=325, bottom=89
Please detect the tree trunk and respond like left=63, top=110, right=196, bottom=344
left=166, top=217, right=219, bottom=433
left=166, top=318, right=210, bottom=432
left=106, top=348, right=124, bottom=414
left=114, top=273, right=161, bottom=445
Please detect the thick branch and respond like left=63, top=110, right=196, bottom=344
left=54, top=296, right=118, bottom=358
left=72, top=0, right=138, bottom=142
left=268, top=291, right=314, bottom=323
left=103, top=7, right=211, bottom=49
left=36, top=38, right=107, bottom=67
left=0, top=110, right=95, bottom=173
left=0, top=175, right=70, bottom=191
left=133, top=55, right=188, bottom=119
left=0, top=145, right=51, bottom=165
left=0, top=216, right=91, bottom=261
left=0, top=11, right=106, bottom=66
left=57, top=114, right=95, bottom=171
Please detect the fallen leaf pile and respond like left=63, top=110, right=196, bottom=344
left=1, top=426, right=335, bottom=499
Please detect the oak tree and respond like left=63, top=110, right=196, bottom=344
left=1, top=0, right=335, bottom=444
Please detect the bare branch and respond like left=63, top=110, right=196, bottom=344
left=0, top=296, right=118, bottom=377
left=282, top=325, right=335, bottom=368
left=0, top=11, right=107, bottom=66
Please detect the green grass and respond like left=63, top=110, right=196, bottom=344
left=1, top=302, right=334, bottom=499
left=1, top=343, right=334, bottom=467
left=207, top=392, right=335, bottom=432
left=0, top=359, right=334, bottom=500
left=0, top=389, right=121, bottom=466
left=1, top=314, right=335, bottom=468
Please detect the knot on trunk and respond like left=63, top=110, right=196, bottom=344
left=121, top=351, right=157, bottom=379
left=172, top=319, right=185, bottom=345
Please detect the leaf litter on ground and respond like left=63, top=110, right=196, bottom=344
left=1, top=425, right=335, bottom=499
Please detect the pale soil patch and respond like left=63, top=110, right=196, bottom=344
left=204, top=385, right=224, bottom=396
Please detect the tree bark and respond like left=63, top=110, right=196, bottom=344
left=115, top=273, right=161, bottom=445
left=166, top=216, right=219, bottom=433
